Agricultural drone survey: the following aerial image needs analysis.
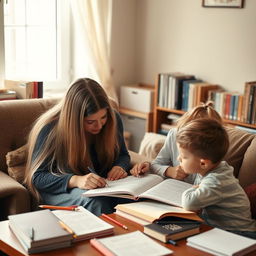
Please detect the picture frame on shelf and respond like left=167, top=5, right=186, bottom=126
left=202, top=0, right=244, bottom=8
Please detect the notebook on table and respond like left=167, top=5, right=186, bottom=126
left=187, top=228, right=256, bottom=256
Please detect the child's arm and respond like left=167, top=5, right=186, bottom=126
left=181, top=180, right=222, bottom=211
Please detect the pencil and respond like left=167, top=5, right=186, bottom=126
left=39, top=205, right=79, bottom=211
left=102, top=214, right=128, bottom=230
left=58, top=221, right=77, bottom=239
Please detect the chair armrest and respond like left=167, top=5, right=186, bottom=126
left=129, top=150, right=151, bottom=166
left=0, top=171, right=30, bottom=219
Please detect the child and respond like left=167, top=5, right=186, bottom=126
left=130, top=102, right=222, bottom=184
left=177, top=118, right=256, bottom=239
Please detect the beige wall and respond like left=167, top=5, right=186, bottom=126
left=135, top=0, right=256, bottom=93
left=111, top=0, right=256, bottom=94
left=111, top=0, right=137, bottom=91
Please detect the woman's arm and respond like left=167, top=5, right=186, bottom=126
left=31, top=123, right=74, bottom=194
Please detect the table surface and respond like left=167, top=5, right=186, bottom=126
left=0, top=213, right=255, bottom=256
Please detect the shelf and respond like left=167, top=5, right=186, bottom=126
left=153, top=73, right=256, bottom=133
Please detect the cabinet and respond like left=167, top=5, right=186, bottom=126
left=153, top=74, right=256, bottom=133
left=120, top=108, right=153, bottom=152
left=119, top=83, right=154, bottom=152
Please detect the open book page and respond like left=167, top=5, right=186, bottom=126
left=52, top=206, right=114, bottom=241
left=82, top=174, right=164, bottom=199
left=140, top=179, right=192, bottom=207
left=115, top=201, right=202, bottom=223
left=90, top=231, right=173, bottom=256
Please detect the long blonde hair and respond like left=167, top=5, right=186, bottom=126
left=25, top=78, right=119, bottom=199
left=176, top=101, right=222, bottom=129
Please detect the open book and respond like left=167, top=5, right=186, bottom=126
left=115, top=201, right=202, bottom=223
left=52, top=206, right=114, bottom=242
left=82, top=174, right=192, bottom=207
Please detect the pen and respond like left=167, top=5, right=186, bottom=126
left=102, top=213, right=128, bottom=230
left=39, top=205, right=79, bottom=211
left=59, top=221, right=77, bottom=239
left=88, top=166, right=97, bottom=174
left=167, top=239, right=177, bottom=246
left=88, top=166, right=109, bottom=187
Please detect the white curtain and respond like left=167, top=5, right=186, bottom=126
left=70, top=0, right=117, bottom=101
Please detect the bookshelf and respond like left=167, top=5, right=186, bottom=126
left=153, top=74, right=256, bottom=134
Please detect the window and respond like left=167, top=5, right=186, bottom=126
left=0, top=0, right=71, bottom=91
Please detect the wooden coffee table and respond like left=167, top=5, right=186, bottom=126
left=0, top=214, right=254, bottom=256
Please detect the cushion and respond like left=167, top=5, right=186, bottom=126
left=238, top=136, right=256, bottom=188
left=244, top=183, right=256, bottom=219
left=6, top=145, right=27, bottom=183
left=224, top=127, right=255, bottom=179
left=138, top=132, right=166, bottom=160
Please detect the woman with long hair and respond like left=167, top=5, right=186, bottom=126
left=25, top=78, right=130, bottom=215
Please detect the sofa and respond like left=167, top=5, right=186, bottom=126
left=0, top=98, right=255, bottom=220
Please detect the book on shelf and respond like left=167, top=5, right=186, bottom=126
left=8, top=209, right=73, bottom=254
left=181, top=79, right=202, bottom=111
left=157, top=72, right=194, bottom=109
left=242, top=81, right=256, bottom=124
left=52, top=206, right=114, bottom=242
left=187, top=228, right=256, bottom=256
left=143, top=217, right=201, bottom=243
left=5, top=80, right=43, bottom=99
left=90, top=230, right=173, bottom=256
left=82, top=174, right=193, bottom=207
left=0, top=88, right=16, bottom=100
left=115, top=201, right=202, bottom=223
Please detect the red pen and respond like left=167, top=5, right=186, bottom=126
left=39, top=205, right=79, bottom=211
left=102, top=213, right=128, bottom=230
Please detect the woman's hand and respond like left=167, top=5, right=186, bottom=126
left=107, top=166, right=128, bottom=181
left=130, top=162, right=150, bottom=177
left=68, top=173, right=107, bottom=190
left=165, top=165, right=188, bottom=180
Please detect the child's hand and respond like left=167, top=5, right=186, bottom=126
left=165, top=165, right=188, bottom=180
left=192, top=185, right=199, bottom=189
left=130, top=162, right=150, bottom=177
left=107, top=166, right=128, bottom=181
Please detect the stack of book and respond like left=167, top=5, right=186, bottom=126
left=8, top=206, right=114, bottom=254
left=8, top=209, right=73, bottom=254
left=0, top=88, right=16, bottom=100
left=5, top=80, right=43, bottom=99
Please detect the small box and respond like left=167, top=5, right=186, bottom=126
left=120, top=84, right=154, bottom=113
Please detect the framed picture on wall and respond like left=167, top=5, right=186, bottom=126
left=202, top=0, right=244, bottom=8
